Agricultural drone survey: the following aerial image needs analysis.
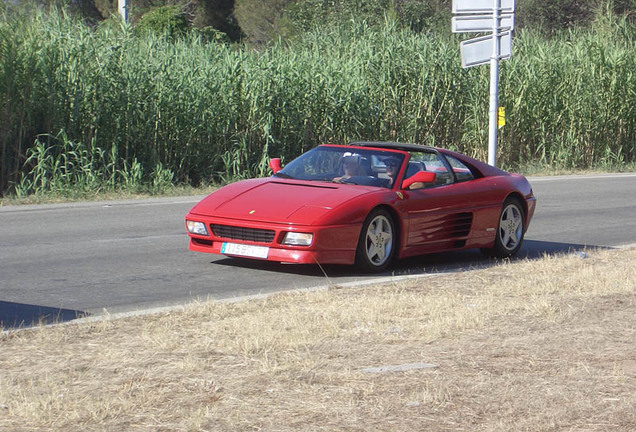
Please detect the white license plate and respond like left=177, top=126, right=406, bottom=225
left=221, top=242, right=269, bottom=259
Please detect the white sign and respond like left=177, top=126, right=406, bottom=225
left=460, top=32, right=512, bottom=68
left=453, top=0, right=515, bottom=14
left=452, top=14, right=514, bottom=33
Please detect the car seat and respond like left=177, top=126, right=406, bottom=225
left=359, top=156, right=372, bottom=176
left=405, top=161, right=424, bottom=178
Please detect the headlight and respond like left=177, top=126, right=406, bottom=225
left=282, top=232, right=313, bottom=246
left=186, top=220, right=209, bottom=236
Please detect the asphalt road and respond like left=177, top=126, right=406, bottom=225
left=1, top=173, right=635, bottom=329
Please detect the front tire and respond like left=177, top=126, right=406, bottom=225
left=483, top=197, right=525, bottom=258
left=355, top=208, right=397, bottom=272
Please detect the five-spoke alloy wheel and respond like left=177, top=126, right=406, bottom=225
left=483, top=197, right=526, bottom=258
left=356, top=208, right=397, bottom=272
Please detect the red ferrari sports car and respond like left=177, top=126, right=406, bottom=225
left=185, top=142, right=536, bottom=272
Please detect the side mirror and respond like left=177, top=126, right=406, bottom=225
left=401, top=171, right=436, bottom=190
left=269, top=158, right=282, bottom=174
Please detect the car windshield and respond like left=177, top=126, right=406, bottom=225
left=273, top=146, right=406, bottom=188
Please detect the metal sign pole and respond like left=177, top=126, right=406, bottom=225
left=119, top=0, right=128, bottom=23
left=487, top=0, right=501, bottom=167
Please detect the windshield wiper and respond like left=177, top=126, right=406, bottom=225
left=273, top=172, right=294, bottom=179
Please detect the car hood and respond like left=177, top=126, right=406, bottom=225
left=188, top=178, right=375, bottom=225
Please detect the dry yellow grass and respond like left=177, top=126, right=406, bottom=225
left=1, top=248, right=635, bottom=431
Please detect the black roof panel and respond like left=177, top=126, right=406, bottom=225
left=348, top=141, right=436, bottom=152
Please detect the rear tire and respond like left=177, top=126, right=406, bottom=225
left=482, top=197, right=525, bottom=258
left=355, top=208, right=397, bottom=272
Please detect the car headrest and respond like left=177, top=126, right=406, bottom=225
left=406, top=161, right=423, bottom=178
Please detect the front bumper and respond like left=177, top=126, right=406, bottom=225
left=186, top=215, right=361, bottom=265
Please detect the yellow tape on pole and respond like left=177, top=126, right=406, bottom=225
left=498, top=106, right=506, bottom=129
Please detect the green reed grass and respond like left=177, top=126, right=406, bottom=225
left=15, top=130, right=173, bottom=198
left=0, top=9, right=633, bottom=197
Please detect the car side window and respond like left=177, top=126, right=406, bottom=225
left=444, top=155, right=476, bottom=182
left=408, top=151, right=454, bottom=186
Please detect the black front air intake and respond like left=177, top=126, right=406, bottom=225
left=211, top=224, right=275, bottom=243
